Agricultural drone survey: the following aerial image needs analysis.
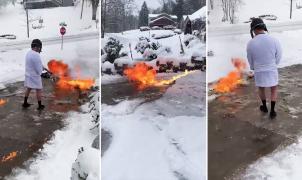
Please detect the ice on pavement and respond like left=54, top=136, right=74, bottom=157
left=102, top=71, right=206, bottom=180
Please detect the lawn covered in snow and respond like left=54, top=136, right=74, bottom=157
left=0, top=1, right=98, bottom=42
left=0, top=38, right=99, bottom=88
left=209, top=0, right=302, bottom=25
left=102, top=71, right=206, bottom=180
left=208, top=29, right=302, bottom=82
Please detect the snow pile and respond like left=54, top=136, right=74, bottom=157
left=102, top=71, right=206, bottom=180
left=7, top=105, right=99, bottom=180
left=242, top=138, right=302, bottom=180
left=152, top=31, right=176, bottom=39
left=71, top=147, right=100, bottom=180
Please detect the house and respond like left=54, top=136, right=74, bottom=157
left=148, top=13, right=178, bottom=28
left=23, top=0, right=74, bottom=9
left=182, top=7, right=207, bottom=34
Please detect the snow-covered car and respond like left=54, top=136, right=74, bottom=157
left=0, top=34, right=16, bottom=40
left=151, top=26, right=162, bottom=30
left=139, top=26, right=151, bottom=31
left=163, top=25, right=176, bottom=30
left=174, top=29, right=182, bottom=34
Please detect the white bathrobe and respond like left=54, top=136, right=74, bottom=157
left=24, top=50, right=43, bottom=89
left=247, top=34, right=282, bottom=87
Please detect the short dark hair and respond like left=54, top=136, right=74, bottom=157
left=250, top=18, right=267, bottom=31
left=31, top=39, right=42, bottom=48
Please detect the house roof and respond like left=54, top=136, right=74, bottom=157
left=149, top=13, right=177, bottom=19
left=187, top=6, right=206, bottom=21
left=149, top=16, right=176, bottom=24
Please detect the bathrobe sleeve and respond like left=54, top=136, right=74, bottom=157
left=275, top=39, right=282, bottom=65
left=33, top=54, right=43, bottom=76
left=246, top=42, right=254, bottom=70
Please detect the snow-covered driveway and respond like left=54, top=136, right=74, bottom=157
left=101, top=71, right=206, bottom=180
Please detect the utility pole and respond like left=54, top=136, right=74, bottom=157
left=26, top=0, right=29, bottom=38
left=290, top=0, right=293, bottom=19
left=80, top=0, right=84, bottom=19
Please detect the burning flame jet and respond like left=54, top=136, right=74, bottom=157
left=124, top=62, right=196, bottom=89
left=214, top=58, right=247, bottom=93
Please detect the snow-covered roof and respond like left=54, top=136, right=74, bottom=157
left=187, top=6, right=206, bottom=21
left=149, top=13, right=177, bottom=19
left=149, top=16, right=176, bottom=24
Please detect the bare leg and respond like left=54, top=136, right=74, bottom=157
left=25, top=88, right=31, bottom=97
left=258, top=87, right=266, bottom=100
left=271, top=86, right=277, bottom=102
left=36, top=89, right=42, bottom=101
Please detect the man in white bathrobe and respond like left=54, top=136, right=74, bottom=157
left=247, top=18, right=282, bottom=119
left=22, top=39, right=45, bottom=110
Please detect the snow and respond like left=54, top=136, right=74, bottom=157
left=188, top=6, right=207, bottom=21
left=102, top=29, right=205, bottom=66
left=209, top=0, right=302, bottom=25
left=102, top=71, right=206, bottom=180
left=101, top=74, right=127, bottom=85
left=71, top=147, right=100, bottom=180
left=0, top=38, right=99, bottom=84
left=149, top=14, right=177, bottom=19
left=0, top=1, right=98, bottom=43
left=208, top=29, right=302, bottom=82
left=7, top=104, right=99, bottom=180
left=242, top=137, right=302, bottom=180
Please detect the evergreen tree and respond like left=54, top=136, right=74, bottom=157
left=138, top=1, right=149, bottom=27
left=173, top=0, right=184, bottom=22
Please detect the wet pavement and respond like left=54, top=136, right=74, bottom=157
left=101, top=81, right=170, bottom=156
left=0, top=79, right=86, bottom=179
left=208, top=64, right=302, bottom=180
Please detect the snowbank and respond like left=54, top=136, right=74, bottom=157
left=7, top=105, right=99, bottom=180
left=102, top=71, right=206, bottom=180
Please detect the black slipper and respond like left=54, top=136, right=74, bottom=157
left=22, top=103, right=32, bottom=108
left=260, top=105, right=268, bottom=113
left=270, top=111, right=277, bottom=119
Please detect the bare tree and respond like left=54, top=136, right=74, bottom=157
left=91, top=0, right=99, bottom=20
left=221, top=0, right=241, bottom=24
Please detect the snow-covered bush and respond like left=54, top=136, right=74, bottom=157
left=135, top=37, right=151, bottom=54
left=102, top=61, right=115, bottom=74
left=152, top=31, right=175, bottom=39
left=104, top=37, right=123, bottom=63
left=174, top=29, right=182, bottom=34
left=71, top=147, right=100, bottom=180
left=143, top=48, right=158, bottom=60
left=184, top=34, right=196, bottom=46
left=139, top=26, right=151, bottom=31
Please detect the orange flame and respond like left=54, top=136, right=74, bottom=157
left=124, top=62, right=195, bottom=89
left=1, top=151, right=18, bottom=162
left=214, top=58, right=247, bottom=93
left=48, top=59, right=95, bottom=90
left=0, top=99, right=6, bottom=106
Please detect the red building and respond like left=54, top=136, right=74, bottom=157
left=148, top=13, right=177, bottom=28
